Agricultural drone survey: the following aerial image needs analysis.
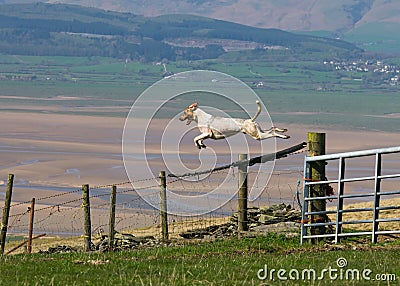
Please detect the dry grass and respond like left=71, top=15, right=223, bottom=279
left=6, top=197, right=399, bottom=255
left=328, top=198, right=400, bottom=231
left=4, top=216, right=232, bottom=254
left=129, top=216, right=231, bottom=239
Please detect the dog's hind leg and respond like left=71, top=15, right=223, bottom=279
left=255, top=125, right=290, bottom=140
left=257, top=131, right=290, bottom=140
left=262, top=127, right=288, bottom=133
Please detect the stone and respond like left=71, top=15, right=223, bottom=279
left=39, top=245, right=78, bottom=254
left=94, top=232, right=159, bottom=252
left=179, top=204, right=302, bottom=240
left=258, top=214, right=281, bottom=224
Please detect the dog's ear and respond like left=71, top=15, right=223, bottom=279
left=189, top=102, right=198, bottom=110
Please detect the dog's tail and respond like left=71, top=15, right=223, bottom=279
left=251, top=100, right=261, bottom=121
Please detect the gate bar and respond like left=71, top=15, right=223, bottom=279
left=305, top=146, right=400, bottom=162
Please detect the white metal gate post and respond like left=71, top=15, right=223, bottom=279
left=372, top=153, right=382, bottom=243
left=334, top=157, right=345, bottom=243
left=300, top=160, right=311, bottom=245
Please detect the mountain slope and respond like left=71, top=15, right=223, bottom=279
left=356, top=0, right=400, bottom=26
left=2, top=1, right=400, bottom=53
left=11, top=0, right=393, bottom=32
left=0, top=3, right=362, bottom=60
left=343, top=0, right=400, bottom=53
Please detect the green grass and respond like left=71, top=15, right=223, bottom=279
left=343, top=22, right=400, bottom=54
left=0, top=55, right=400, bottom=131
left=0, top=234, right=399, bottom=285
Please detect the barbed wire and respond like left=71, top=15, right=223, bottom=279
left=91, top=176, right=158, bottom=190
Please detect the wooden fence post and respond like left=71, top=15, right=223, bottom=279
left=307, top=132, right=326, bottom=242
left=159, top=171, right=168, bottom=241
left=82, top=184, right=92, bottom=251
left=238, top=154, right=248, bottom=234
left=27, top=198, right=35, bottom=253
left=108, top=185, right=117, bottom=250
left=0, top=174, right=14, bottom=254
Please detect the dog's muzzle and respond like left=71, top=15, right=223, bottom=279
left=179, top=115, right=192, bottom=125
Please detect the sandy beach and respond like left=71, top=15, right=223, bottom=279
left=0, top=111, right=399, bottom=237
left=1, top=112, right=398, bottom=184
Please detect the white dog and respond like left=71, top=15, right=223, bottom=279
left=179, top=101, right=289, bottom=149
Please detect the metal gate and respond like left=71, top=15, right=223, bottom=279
left=301, top=146, right=400, bottom=244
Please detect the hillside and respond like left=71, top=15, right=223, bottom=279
left=15, top=0, right=397, bottom=32
left=3, top=0, right=399, bottom=54
left=0, top=3, right=362, bottom=61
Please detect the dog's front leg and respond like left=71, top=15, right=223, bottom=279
left=194, top=133, right=211, bottom=149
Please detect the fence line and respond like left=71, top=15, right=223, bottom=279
left=1, top=142, right=307, bottom=217
left=0, top=142, right=308, bottom=253
left=3, top=139, right=397, bottom=253
left=1, top=173, right=304, bottom=233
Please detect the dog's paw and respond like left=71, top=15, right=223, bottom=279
left=199, top=143, right=207, bottom=149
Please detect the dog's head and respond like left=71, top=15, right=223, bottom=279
left=179, top=102, right=198, bottom=125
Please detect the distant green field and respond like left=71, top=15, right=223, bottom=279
left=0, top=55, right=399, bottom=131
left=343, top=22, right=400, bottom=55
left=0, top=235, right=399, bottom=285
